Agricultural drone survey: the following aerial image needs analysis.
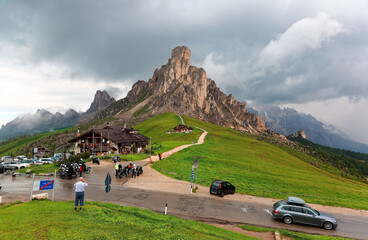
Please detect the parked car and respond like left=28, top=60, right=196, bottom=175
left=209, top=180, right=235, bottom=197
left=272, top=197, right=338, bottom=230
left=15, top=155, right=27, bottom=161
left=39, top=158, right=53, bottom=164
left=0, top=163, right=7, bottom=173
left=50, top=157, right=60, bottom=163
left=1, top=156, right=12, bottom=162
left=21, top=159, right=34, bottom=165
left=1, top=161, right=30, bottom=170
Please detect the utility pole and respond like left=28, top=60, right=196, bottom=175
left=92, top=131, right=95, bottom=156
left=149, top=137, right=152, bottom=163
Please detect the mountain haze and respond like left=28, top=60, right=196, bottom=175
left=0, top=90, right=116, bottom=141
left=249, top=105, right=368, bottom=153
left=0, top=109, right=80, bottom=141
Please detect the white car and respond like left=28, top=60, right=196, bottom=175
left=36, top=158, right=53, bottom=165
left=3, top=161, right=30, bottom=169
left=1, top=156, right=12, bottom=162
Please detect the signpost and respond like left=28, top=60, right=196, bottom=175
left=30, top=170, right=56, bottom=201
left=190, top=169, right=194, bottom=194
left=105, top=172, right=112, bottom=202
left=193, top=158, right=199, bottom=189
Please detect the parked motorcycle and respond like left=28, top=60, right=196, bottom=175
left=92, top=157, right=100, bottom=165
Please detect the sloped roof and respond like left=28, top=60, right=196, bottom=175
left=69, top=126, right=149, bottom=144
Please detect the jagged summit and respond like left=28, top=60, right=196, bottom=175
left=169, top=46, right=191, bottom=65
left=86, top=90, right=116, bottom=114
left=99, top=46, right=269, bottom=135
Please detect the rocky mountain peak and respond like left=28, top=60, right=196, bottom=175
left=288, top=129, right=307, bottom=139
left=86, top=90, right=116, bottom=113
left=169, top=46, right=191, bottom=65
left=111, top=46, right=268, bottom=135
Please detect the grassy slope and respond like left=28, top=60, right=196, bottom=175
left=152, top=114, right=368, bottom=209
left=134, top=112, right=202, bottom=153
left=0, top=201, right=255, bottom=240
left=0, top=128, right=71, bottom=157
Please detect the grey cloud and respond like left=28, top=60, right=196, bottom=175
left=1, top=0, right=368, bottom=107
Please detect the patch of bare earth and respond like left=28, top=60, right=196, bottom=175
left=210, top=223, right=275, bottom=240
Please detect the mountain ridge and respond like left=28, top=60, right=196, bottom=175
left=0, top=90, right=116, bottom=141
left=249, top=105, right=368, bottom=153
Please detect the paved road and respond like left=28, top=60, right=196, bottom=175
left=1, top=171, right=367, bottom=240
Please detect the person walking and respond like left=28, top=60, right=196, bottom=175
left=115, top=162, right=120, bottom=176
left=74, top=177, right=88, bottom=212
left=132, top=163, right=137, bottom=178
left=79, top=165, right=83, bottom=177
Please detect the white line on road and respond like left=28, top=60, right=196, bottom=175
left=263, top=209, right=273, bottom=216
left=241, top=207, right=248, bottom=213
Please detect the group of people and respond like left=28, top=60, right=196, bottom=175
left=115, top=162, right=139, bottom=178
left=73, top=158, right=144, bottom=212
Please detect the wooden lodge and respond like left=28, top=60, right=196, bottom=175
left=166, top=124, right=193, bottom=134
left=69, top=125, right=150, bottom=155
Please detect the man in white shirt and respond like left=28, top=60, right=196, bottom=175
left=74, top=177, right=88, bottom=212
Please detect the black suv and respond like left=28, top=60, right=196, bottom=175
left=210, top=180, right=235, bottom=197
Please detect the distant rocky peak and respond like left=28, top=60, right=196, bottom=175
left=86, top=90, right=116, bottom=113
left=288, top=130, right=307, bottom=139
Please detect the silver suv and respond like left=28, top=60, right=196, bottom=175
left=272, top=197, right=338, bottom=230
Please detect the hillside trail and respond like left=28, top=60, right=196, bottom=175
left=124, top=115, right=368, bottom=218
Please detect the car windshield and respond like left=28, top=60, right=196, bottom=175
left=305, top=206, right=320, bottom=215
left=212, top=181, right=221, bottom=187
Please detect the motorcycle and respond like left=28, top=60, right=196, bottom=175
left=92, top=157, right=100, bottom=165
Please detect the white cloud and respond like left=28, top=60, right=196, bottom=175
left=258, top=12, right=345, bottom=71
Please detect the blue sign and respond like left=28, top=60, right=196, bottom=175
left=191, top=170, right=194, bottom=180
left=39, top=180, right=54, bottom=190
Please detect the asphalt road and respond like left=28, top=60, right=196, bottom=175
left=1, top=170, right=367, bottom=240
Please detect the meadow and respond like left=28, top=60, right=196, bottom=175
left=0, top=200, right=254, bottom=240
left=151, top=114, right=368, bottom=210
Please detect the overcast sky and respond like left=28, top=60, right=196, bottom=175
left=1, top=0, right=368, bottom=144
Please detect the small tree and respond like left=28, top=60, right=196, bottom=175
left=132, top=142, right=137, bottom=153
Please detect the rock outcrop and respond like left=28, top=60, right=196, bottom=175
left=288, top=130, right=307, bottom=139
left=86, top=90, right=116, bottom=114
left=112, top=46, right=268, bottom=134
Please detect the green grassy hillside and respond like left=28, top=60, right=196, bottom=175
left=0, top=128, right=73, bottom=157
left=134, top=112, right=202, bottom=153
left=2, top=112, right=368, bottom=209
left=0, top=201, right=254, bottom=240
left=152, top=114, right=368, bottom=210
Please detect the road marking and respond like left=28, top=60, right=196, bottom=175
left=263, top=209, right=273, bottom=216
left=241, top=207, right=247, bottom=213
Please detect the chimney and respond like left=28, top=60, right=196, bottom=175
left=77, top=128, right=80, bottom=137
left=106, top=121, right=110, bottom=127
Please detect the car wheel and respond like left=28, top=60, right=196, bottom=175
left=283, top=216, right=293, bottom=225
left=20, top=166, right=25, bottom=169
left=323, top=221, right=333, bottom=230
left=220, top=191, right=225, bottom=197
